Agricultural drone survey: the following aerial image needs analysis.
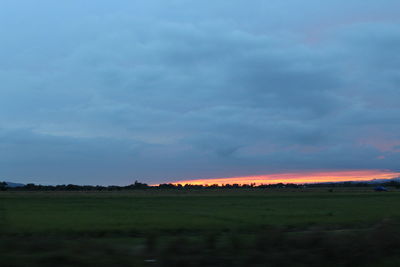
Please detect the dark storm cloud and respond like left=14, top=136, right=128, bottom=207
left=0, top=1, right=400, bottom=184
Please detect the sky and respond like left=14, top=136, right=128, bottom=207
left=1, top=1, right=400, bottom=185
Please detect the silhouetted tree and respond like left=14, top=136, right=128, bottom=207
left=0, top=181, right=7, bottom=191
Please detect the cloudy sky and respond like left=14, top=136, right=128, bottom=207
left=1, top=1, right=400, bottom=185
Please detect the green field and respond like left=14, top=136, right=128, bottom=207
left=1, top=189, right=400, bottom=234
left=1, top=189, right=400, bottom=266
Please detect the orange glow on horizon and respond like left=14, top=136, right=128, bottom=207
left=171, top=170, right=400, bottom=186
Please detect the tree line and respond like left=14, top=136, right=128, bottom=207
left=1, top=180, right=400, bottom=191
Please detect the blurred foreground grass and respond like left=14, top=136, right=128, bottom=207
left=1, top=189, right=400, bottom=266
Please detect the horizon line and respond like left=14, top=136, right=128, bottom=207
left=166, top=169, right=400, bottom=186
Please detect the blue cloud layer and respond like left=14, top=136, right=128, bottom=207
left=1, top=1, right=400, bottom=184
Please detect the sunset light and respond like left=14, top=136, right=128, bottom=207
left=172, top=170, right=400, bottom=186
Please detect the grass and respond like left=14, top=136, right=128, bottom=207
left=1, top=189, right=400, bottom=235
left=1, top=188, right=400, bottom=266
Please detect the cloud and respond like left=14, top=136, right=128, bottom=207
left=0, top=1, right=400, bottom=184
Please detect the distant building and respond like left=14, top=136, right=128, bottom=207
left=374, top=186, right=388, bottom=192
